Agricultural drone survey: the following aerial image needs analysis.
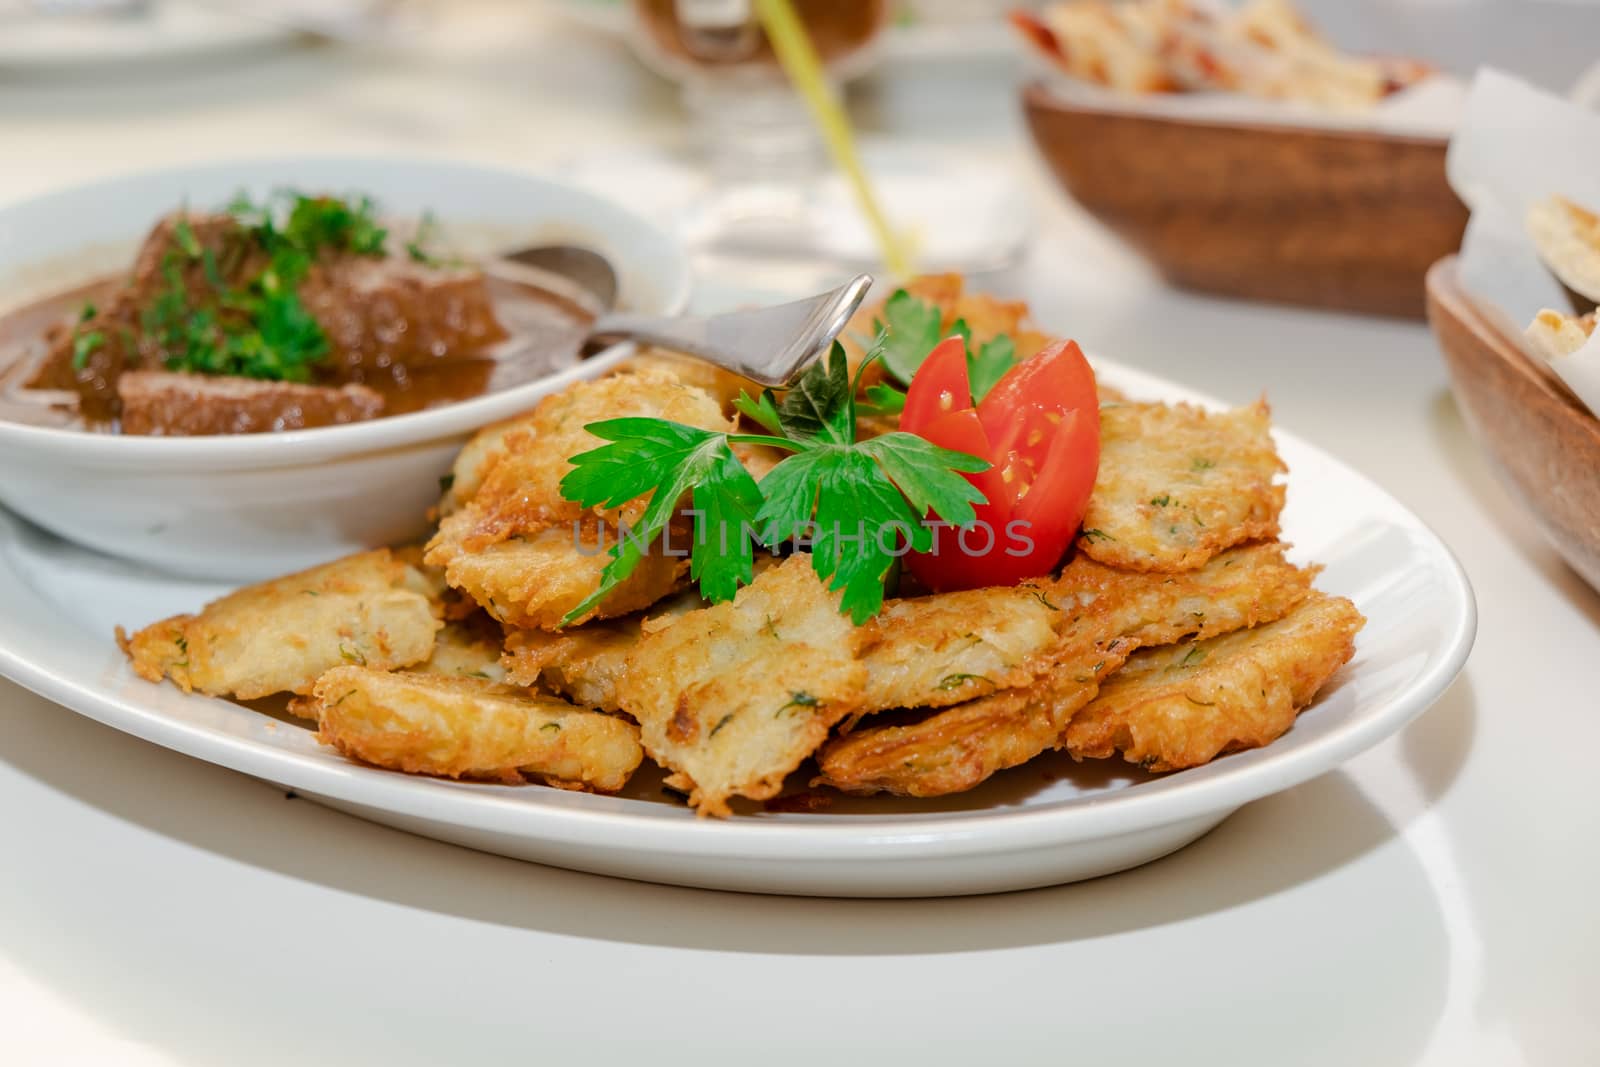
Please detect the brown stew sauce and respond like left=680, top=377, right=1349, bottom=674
left=0, top=274, right=593, bottom=433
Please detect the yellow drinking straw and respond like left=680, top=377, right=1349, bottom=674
left=751, top=0, right=913, bottom=278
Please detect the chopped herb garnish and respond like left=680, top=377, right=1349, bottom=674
left=1080, top=528, right=1115, bottom=543
left=541, top=721, right=562, bottom=733
left=339, top=643, right=366, bottom=666
left=1179, top=646, right=1206, bottom=667
left=1192, top=457, right=1216, bottom=471
left=937, top=673, right=994, bottom=691
left=709, top=713, right=734, bottom=737
left=147, top=191, right=393, bottom=383
left=405, top=211, right=444, bottom=266
left=78, top=302, right=97, bottom=323
left=776, top=691, right=820, bottom=717
left=172, top=215, right=203, bottom=258
left=71, top=330, right=104, bottom=371
left=1150, top=494, right=1171, bottom=507
left=1025, top=587, right=1060, bottom=611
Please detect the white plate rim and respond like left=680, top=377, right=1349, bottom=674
left=0, top=358, right=1478, bottom=863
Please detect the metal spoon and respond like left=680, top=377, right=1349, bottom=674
left=490, top=244, right=872, bottom=387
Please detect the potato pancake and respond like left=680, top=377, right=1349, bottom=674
left=818, top=542, right=1317, bottom=795
left=859, top=541, right=1315, bottom=712
left=437, top=414, right=528, bottom=517
left=1064, top=592, right=1364, bottom=771
left=501, top=589, right=704, bottom=710
left=450, top=367, right=730, bottom=550
left=616, top=556, right=866, bottom=816
left=1079, top=400, right=1285, bottom=571
left=816, top=640, right=1137, bottom=798
left=119, top=549, right=440, bottom=699
left=426, top=519, right=687, bottom=631
left=312, top=667, right=641, bottom=792
left=625, top=347, right=757, bottom=412
left=413, top=615, right=507, bottom=683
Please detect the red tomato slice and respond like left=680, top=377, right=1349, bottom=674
left=899, top=336, right=972, bottom=432
left=977, top=339, right=1098, bottom=445
left=901, top=337, right=1101, bottom=592
left=900, top=407, right=1015, bottom=593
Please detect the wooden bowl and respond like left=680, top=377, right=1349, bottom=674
left=1427, top=255, right=1600, bottom=591
left=1022, top=81, right=1469, bottom=319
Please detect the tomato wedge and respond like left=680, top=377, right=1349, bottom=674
left=900, top=338, right=1100, bottom=592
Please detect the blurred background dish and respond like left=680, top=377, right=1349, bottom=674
left=0, top=0, right=406, bottom=71
left=0, top=0, right=289, bottom=70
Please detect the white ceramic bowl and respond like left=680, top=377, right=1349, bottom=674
left=0, top=158, right=691, bottom=581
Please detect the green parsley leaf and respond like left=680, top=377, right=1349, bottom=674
left=856, top=432, right=988, bottom=526
left=858, top=381, right=906, bottom=415
left=733, top=389, right=784, bottom=435
left=557, top=293, right=998, bottom=624
left=71, top=330, right=104, bottom=371
left=773, top=341, right=854, bottom=445
left=559, top=418, right=764, bottom=623
left=875, top=289, right=957, bottom=385
left=967, top=334, right=1016, bottom=404
left=752, top=432, right=986, bottom=623
left=755, top=448, right=911, bottom=623
left=690, top=447, right=765, bottom=603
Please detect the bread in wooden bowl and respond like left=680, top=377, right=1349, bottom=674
left=1023, top=80, right=1468, bottom=319
left=1427, top=255, right=1600, bottom=592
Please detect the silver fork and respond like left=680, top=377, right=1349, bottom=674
left=489, top=245, right=872, bottom=388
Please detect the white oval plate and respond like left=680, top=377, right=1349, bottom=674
left=0, top=361, right=1476, bottom=897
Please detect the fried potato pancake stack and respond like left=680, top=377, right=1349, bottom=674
left=119, top=285, right=1364, bottom=814
left=425, top=366, right=729, bottom=628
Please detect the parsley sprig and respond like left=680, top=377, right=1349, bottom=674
left=560, top=343, right=990, bottom=625
left=859, top=288, right=1021, bottom=413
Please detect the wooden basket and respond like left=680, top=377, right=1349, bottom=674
left=1427, top=255, right=1600, bottom=592
left=1023, top=81, right=1469, bottom=319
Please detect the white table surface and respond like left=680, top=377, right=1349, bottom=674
left=2, top=5, right=1597, bottom=1065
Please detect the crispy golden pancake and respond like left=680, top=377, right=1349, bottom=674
left=312, top=667, right=641, bottom=792
left=856, top=541, right=1315, bottom=713
left=1064, top=592, right=1363, bottom=771
left=1079, top=400, right=1285, bottom=571
left=426, top=519, right=687, bottom=631
left=119, top=549, right=440, bottom=699
left=817, top=542, right=1316, bottom=797
left=616, top=556, right=866, bottom=816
